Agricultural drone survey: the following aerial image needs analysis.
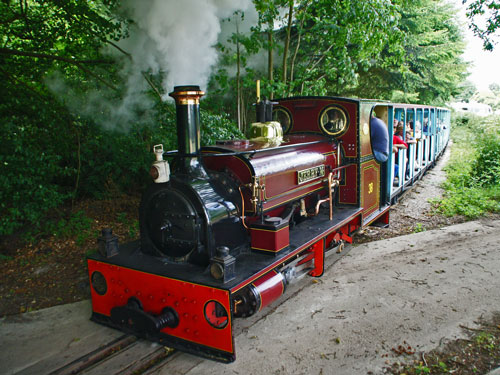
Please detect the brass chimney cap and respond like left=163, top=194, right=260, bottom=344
left=169, top=85, right=205, bottom=105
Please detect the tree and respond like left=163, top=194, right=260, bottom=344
left=456, top=80, right=478, bottom=102
left=280, top=0, right=401, bottom=97
left=351, top=0, right=468, bottom=105
left=489, top=82, right=500, bottom=95
left=463, top=0, right=500, bottom=51
left=0, top=0, right=129, bottom=234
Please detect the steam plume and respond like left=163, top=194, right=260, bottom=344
left=47, top=0, right=254, bottom=130
left=121, top=0, right=253, bottom=96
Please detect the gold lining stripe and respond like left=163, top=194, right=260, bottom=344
left=251, top=244, right=289, bottom=252
left=251, top=226, right=289, bottom=233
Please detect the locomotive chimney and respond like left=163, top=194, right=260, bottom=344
left=169, top=85, right=205, bottom=174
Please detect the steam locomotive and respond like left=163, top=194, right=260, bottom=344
left=87, top=85, right=450, bottom=362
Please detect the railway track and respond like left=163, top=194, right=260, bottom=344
left=48, top=334, right=167, bottom=375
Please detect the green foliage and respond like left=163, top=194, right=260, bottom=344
left=414, top=364, right=431, bottom=374
left=43, top=210, right=92, bottom=237
left=471, top=133, right=500, bottom=186
left=455, top=80, right=478, bottom=103
left=0, top=94, right=72, bottom=235
left=436, top=186, right=500, bottom=218
left=433, top=114, right=500, bottom=218
left=36, top=210, right=94, bottom=246
left=0, top=254, right=13, bottom=262
left=413, top=223, right=426, bottom=233
left=475, top=332, right=497, bottom=350
left=463, top=0, right=500, bottom=51
left=200, top=111, right=244, bottom=145
left=128, top=220, right=139, bottom=239
left=0, top=0, right=127, bottom=236
left=353, top=0, right=468, bottom=104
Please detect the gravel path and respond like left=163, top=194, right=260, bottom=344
left=358, top=143, right=461, bottom=242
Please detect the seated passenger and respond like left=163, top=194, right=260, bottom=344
left=370, top=116, right=389, bottom=163
left=393, top=124, right=408, bottom=185
left=394, top=124, right=411, bottom=146
left=415, top=120, right=422, bottom=139
left=407, top=120, right=414, bottom=140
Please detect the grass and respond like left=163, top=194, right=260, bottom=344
left=413, top=223, right=426, bottom=233
left=432, top=114, right=500, bottom=219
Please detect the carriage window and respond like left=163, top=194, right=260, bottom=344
left=319, top=106, right=348, bottom=136
left=272, top=107, right=292, bottom=133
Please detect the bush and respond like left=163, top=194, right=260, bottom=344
left=471, top=132, right=500, bottom=187
left=200, top=111, right=244, bottom=145
left=0, top=97, right=73, bottom=236
left=434, top=114, right=500, bottom=218
left=436, top=186, right=500, bottom=218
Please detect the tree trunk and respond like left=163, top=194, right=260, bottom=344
left=236, top=21, right=242, bottom=132
left=288, top=1, right=310, bottom=96
left=268, top=25, right=274, bottom=99
left=282, top=1, right=294, bottom=88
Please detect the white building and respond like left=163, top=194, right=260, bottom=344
left=450, top=101, right=493, bottom=117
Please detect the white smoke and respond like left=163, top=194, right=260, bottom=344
left=46, top=0, right=255, bottom=130
left=120, top=0, right=254, bottom=97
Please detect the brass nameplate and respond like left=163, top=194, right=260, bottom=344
left=297, top=165, right=325, bottom=184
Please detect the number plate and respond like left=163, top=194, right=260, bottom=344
left=297, top=165, right=325, bottom=184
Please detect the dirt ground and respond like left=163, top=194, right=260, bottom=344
left=0, top=195, right=141, bottom=317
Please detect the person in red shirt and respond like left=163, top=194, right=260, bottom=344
left=393, top=123, right=408, bottom=151
left=393, top=123, right=407, bottom=185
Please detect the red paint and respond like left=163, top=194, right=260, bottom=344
left=250, top=225, right=289, bottom=253
left=252, top=270, right=285, bottom=311
left=308, top=240, right=325, bottom=277
left=88, top=259, right=234, bottom=354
